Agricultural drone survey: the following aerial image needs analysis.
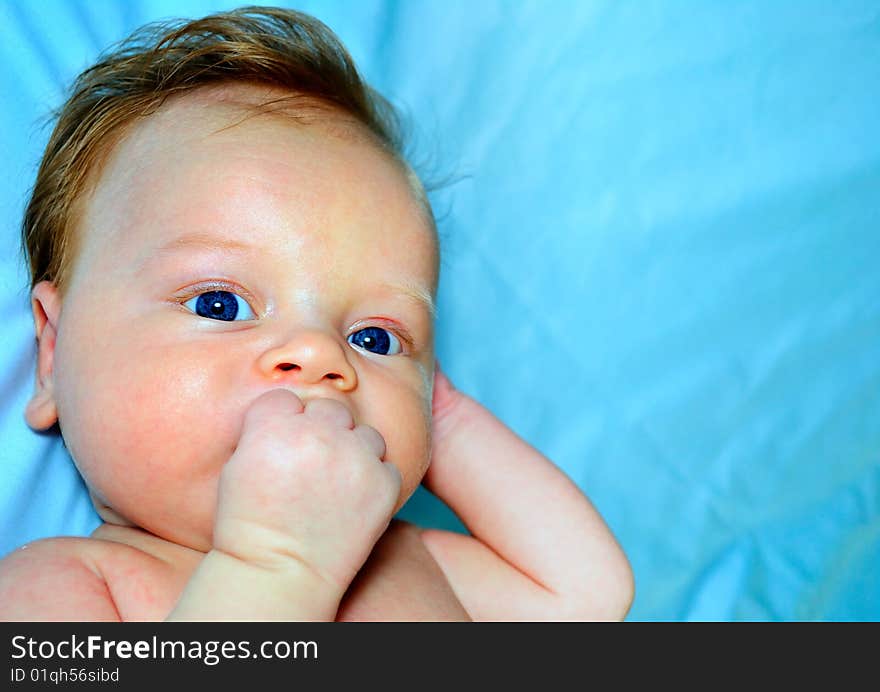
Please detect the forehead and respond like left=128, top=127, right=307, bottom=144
left=96, top=84, right=417, bottom=220
left=74, top=84, right=438, bottom=289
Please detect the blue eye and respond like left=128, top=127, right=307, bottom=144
left=183, top=290, right=255, bottom=322
left=348, top=327, right=402, bottom=356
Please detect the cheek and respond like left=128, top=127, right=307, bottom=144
left=369, top=379, right=431, bottom=507
left=53, top=327, right=241, bottom=529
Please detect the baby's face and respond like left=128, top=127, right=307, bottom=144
left=35, top=88, right=438, bottom=551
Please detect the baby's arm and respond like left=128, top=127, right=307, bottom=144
left=420, top=367, right=634, bottom=621
left=169, top=389, right=400, bottom=621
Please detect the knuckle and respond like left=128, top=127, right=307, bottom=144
left=354, top=425, right=385, bottom=457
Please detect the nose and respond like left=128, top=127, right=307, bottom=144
left=257, top=329, right=357, bottom=390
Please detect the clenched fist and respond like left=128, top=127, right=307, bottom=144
left=212, top=389, right=402, bottom=599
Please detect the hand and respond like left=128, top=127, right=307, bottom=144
left=212, top=389, right=401, bottom=596
left=425, top=362, right=477, bottom=483
left=422, top=363, right=634, bottom=620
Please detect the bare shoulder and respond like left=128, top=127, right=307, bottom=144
left=0, top=537, right=121, bottom=621
left=0, top=531, right=188, bottom=622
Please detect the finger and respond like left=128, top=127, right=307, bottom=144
left=382, top=458, right=402, bottom=492
left=432, top=361, right=461, bottom=422
left=353, top=423, right=386, bottom=460
left=303, top=397, right=355, bottom=429
left=245, top=388, right=305, bottom=421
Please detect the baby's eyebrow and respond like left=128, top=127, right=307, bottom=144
left=138, top=233, right=436, bottom=318
left=381, top=281, right=436, bottom=320
left=153, top=232, right=257, bottom=255
left=134, top=232, right=257, bottom=277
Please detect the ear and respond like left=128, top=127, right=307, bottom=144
left=24, top=281, right=62, bottom=431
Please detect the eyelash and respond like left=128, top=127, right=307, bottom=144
left=350, top=320, right=414, bottom=355
left=173, top=280, right=415, bottom=352
left=174, top=279, right=260, bottom=314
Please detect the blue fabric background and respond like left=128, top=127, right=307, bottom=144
left=1, top=0, right=878, bottom=620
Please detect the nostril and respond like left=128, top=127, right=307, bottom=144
left=278, top=363, right=298, bottom=372
left=325, top=373, right=341, bottom=380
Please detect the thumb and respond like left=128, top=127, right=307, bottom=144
left=431, top=361, right=463, bottom=423
left=427, top=361, right=476, bottom=486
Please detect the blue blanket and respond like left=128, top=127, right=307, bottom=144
left=1, top=0, right=878, bottom=620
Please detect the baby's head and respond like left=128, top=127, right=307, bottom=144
left=21, top=7, right=439, bottom=551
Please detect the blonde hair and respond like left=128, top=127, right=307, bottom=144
left=22, top=5, right=427, bottom=295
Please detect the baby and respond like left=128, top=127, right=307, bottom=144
left=0, top=7, right=633, bottom=621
